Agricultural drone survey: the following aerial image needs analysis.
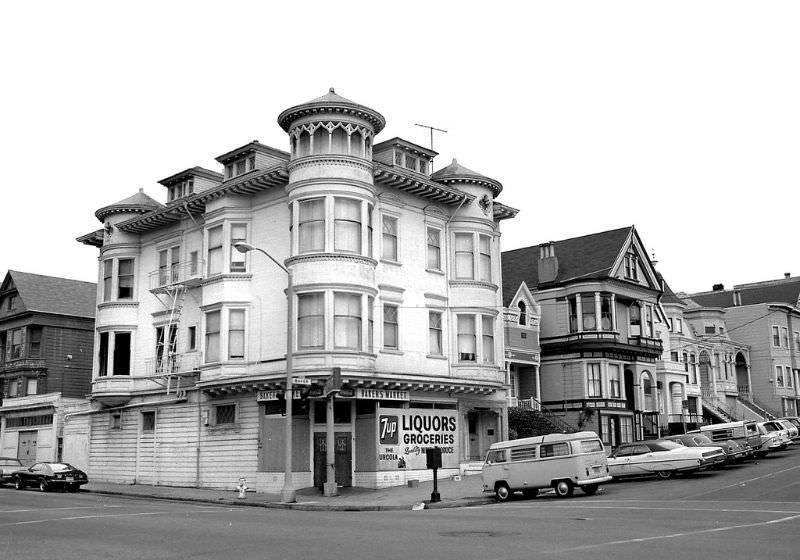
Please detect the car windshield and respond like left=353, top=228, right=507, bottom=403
left=763, top=424, right=778, bottom=432
left=48, top=463, right=74, bottom=472
left=692, top=435, right=713, bottom=445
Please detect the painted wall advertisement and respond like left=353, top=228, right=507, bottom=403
left=377, top=408, right=459, bottom=470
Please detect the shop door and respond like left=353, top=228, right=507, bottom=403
left=468, top=412, right=479, bottom=460
left=313, top=432, right=352, bottom=489
left=18, top=431, right=37, bottom=466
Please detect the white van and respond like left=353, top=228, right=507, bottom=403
left=481, top=431, right=612, bottom=501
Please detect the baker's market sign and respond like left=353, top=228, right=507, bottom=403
left=377, top=408, right=459, bottom=470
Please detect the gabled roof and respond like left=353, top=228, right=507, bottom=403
left=1, top=271, right=96, bottom=319
left=689, top=276, right=800, bottom=308
left=501, top=226, right=635, bottom=306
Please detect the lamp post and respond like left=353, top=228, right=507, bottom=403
left=234, top=241, right=295, bottom=503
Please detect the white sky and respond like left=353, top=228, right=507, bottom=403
left=1, top=1, right=797, bottom=295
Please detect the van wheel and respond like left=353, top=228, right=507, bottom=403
left=494, top=483, right=511, bottom=501
left=582, top=484, right=598, bottom=495
left=14, top=476, right=24, bottom=490
left=553, top=480, right=574, bottom=498
left=656, top=470, right=675, bottom=480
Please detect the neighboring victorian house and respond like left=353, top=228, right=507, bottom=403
left=687, top=274, right=800, bottom=418
left=502, top=226, right=665, bottom=448
left=76, top=89, right=518, bottom=492
left=658, top=281, right=753, bottom=434
left=0, top=271, right=96, bottom=466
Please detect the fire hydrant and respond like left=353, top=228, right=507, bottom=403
left=236, top=477, right=248, bottom=499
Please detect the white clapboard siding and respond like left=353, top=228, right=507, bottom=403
left=89, top=411, right=138, bottom=484
left=198, top=399, right=260, bottom=488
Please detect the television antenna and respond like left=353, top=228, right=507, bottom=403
left=414, top=123, right=448, bottom=151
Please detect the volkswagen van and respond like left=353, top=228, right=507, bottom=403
left=481, top=431, right=612, bottom=501
left=695, top=421, right=764, bottom=458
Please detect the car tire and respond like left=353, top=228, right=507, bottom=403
left=656, top=470, right=675, bottom=480
left=494, top=483, right=511, bottom=502
left=581, top=483, right=599, bottom=496
left=14, top=476, right=24, bottom=490
left=38, top=479, right=48, bottom=493
left=553, top=480, right=574, bottom=498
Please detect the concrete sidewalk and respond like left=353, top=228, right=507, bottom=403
left=82, top=473, right=495, bottom=511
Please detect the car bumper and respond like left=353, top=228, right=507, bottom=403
left=577, top=475, right=613, bottom=486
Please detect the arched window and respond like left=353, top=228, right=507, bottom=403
left=517, top=301, right=527, bottom=326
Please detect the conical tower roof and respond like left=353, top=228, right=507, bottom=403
left=95, top=188, right=163, bottom=222
left=277, top=88, right=386, bottom=134
left=431, top=158, right=503, bottom=196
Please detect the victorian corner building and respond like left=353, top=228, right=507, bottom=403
left=76, top=90, right=519, bottom=491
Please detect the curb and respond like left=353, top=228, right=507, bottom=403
left=82, top=487, right=494, bottom=512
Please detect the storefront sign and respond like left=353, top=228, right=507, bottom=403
left=256, top=390, right=301, bottom=401
left=377, top=408, right=458, bottom=470
left=355, top=388, right=410, bottom=401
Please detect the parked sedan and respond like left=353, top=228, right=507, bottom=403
left=0, top=457, right=23, bottom=485
left=12, top=462, right=88, bottom=492
left=607, top=440, right=725, bottom=480
left=664, top=433, right=745, bottom=465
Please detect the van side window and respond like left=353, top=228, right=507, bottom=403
left=540, top=442, right=570, bottom=458
left=510, top=446, right=537, bottom=461
left=486, top=450, right=507, bottom=464
left=580, top=439, right=603, bottom=453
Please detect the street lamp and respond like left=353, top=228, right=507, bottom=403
left=233, top=241, right=295, bottom=503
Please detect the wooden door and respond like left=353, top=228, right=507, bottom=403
left=17, top=431, right=37, bottom=466
left=313, top=432, right=352, bottom=489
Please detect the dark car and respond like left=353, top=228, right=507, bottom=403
left=12, top=462, right=88, bottom=492
left=0, top=456, right=23, bottom=485
left=665, top=433, right=747, bottom=465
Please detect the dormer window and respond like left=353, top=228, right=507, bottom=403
left=517, top=301, right=527, bottom=326
left=624, top=249, right=639, bottom=281
left=167, top=178, right=194, bottom=202
left=225, top=155, right=258, bottom=180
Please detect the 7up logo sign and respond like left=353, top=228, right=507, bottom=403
left=379, top=415, right=399, bottom=444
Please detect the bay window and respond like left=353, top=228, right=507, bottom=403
left=228, top=309, right=245, bottom=359
left=587, top=363, right=602, bottom=397
left=608, top=364, right=621, bottom=398
left=102, top=258, right=135, bottom=301
left=229, top=224, right=248, bottom=272
left=478, top=235, right=491, bottom=282
left=334, top=198, right=361, bottom=253
left=457, top=315, right=476, bottom=362
left=334, top=293, right=362, bottom=350
left=205, top=311, right=220, bottom=363
left=207, top=226, right=224, bottom=276
left=299, top=198, right=325, bottom=253
left=98, top=330, right=131, bottom=376
left=295, top=196, right=373, bottom=256
left=481, top=315, right=495, bottom=363
left=298, top=293, right=325, bottom=349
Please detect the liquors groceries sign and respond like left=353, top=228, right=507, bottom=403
left=377, top=408, right=458, bottom=470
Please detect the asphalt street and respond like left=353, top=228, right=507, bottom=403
left=2, top=449, right=799, bottom=560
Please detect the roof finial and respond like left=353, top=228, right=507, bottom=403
left=329, top=87, right=335, bottom=93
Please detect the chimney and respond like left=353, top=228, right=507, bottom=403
left=712, top=283, right=724, bottom=291
left=785, top=273, right=791, bottom=279
left=538, top=242, right=558, bottom=284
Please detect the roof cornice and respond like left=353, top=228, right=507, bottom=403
left=373, top=162, right=473, bottom=206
